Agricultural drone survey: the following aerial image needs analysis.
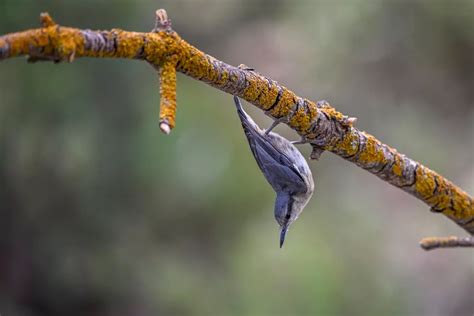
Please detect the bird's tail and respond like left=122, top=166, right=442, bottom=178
left=233, top=95, right=247, bottom=121
left=233, top=96, right=260, bottom=134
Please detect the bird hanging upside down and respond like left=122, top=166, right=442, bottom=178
left=233, top=96, right=314, bottom=247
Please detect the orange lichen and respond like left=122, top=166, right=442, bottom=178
left=54, top=28, right=84, bottom=61
left=306, top=100, right=318, bottom=119
left=143, top=32, right=172, bottom=64
left=268, top=89, right=294, bottom=117
left=214, top=68, right=229, bottom=87
left=334, top=129, right=359, bottom=156
left=289, top=103, right=312, bottom=133
left=242, top=73, right=266, bottom=105
left=357, top=133, right=386, bottom=166
left=159, top=58, right=177, bottom=131
left=415, top=167, right=438, bottom=201
left=414, top=165, right=474, bottom=232
left=257, top=82, right=280, bottom=109
left=113, top=30, right=146, bottom=58
left=320, top=106, right=346, bottom=125
left=392, top=156, right=403, bottom=177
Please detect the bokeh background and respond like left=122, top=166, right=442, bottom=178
left=1, top=0, right=473, bottom=315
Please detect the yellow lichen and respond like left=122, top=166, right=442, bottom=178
left=415, top=166, right=436, bottom=200
left=242, top=74, right=264, bottom=105
left=392, top=156, right=403, bottom=177
left=268, top=89, right=294, bottom=117
left=55, top=28, right=84, bottom=61
left=289, top=105, right=311, bottom=133
left=415, top=166, right=474, bottom=229
left=335, top=130, right=359, bottom=156
left=113, top=30, right=146, bottom=58
left=321, top=106, right=345, bottom=124
left=257, top=84, right=279, bottom=110
left=159, top=58, right=177, bottom=130
left=357, top=133, right=386, bottom=166
left=214, top=69, right=229, bottom=87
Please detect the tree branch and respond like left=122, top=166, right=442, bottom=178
left=1, top=10, right=473, bottom=242
left=420, top=236, right=474, bottom=251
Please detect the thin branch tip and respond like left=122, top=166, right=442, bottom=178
left=419, top=236, right=474, bottom=251
left=159, top=122, right=171, bottom=135
left=154, top=9, right=172, bottom=32
left=40, top=12, right=56, bottom=27
left=238, top=63, right=255, bottom=71
left=158, top=60, right=177, bottom=131
left=347, top=117, right=357, bottom=125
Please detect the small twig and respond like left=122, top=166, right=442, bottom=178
left=153, top=9, right=172, bottom=32
left=419, top=236, right=474, bottom=251
left=40, top=12, right=56, bottom=27
left=151, top=9, right=178, bottom=134
left=157, top=58, right=178, bottom=134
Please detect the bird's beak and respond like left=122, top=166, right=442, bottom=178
left=280, top=225, right=289, bottom=248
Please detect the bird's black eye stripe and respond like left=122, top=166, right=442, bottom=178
left=285, top=197, right=294, bottom=219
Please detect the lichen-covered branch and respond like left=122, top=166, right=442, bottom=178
left=420, top=236, right=474, bottom=251
left=0, top=10, right=473, bottom=241
left=157, top=60, right=177, bottom=134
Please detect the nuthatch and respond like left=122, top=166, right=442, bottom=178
left=234, top=96, right=314, bottom=247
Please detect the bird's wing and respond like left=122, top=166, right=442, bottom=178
left=234, top=96, right=306, bottom=193
left=247, top=131, right=307, bottom=194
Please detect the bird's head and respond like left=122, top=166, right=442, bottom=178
left=274, top=192, right=311, bottom=248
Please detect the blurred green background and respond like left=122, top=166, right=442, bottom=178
left=1, top=0, right=473, bottom=315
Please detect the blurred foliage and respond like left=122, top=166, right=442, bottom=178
left=0, top=0, right=473, bottom=315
